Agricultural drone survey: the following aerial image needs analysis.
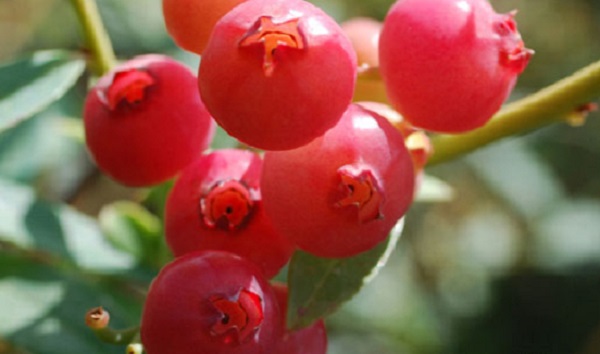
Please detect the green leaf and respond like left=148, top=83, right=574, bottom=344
left=99, top=201, right=171, bottom=268
left=287, top=219, right=405, bottom=330
left=0, top=254, right=142, bottom=354
left=0, top=50, right=86, bottom=133
left=0, top=178, right=135, bottom=272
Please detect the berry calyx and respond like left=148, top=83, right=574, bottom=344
left=201, top=180, right=255, bottom=230
left=210, top=289, right=264, bottom=344
left=239, top=16, right=305, bottom=77
left=103, top=69, right=154, bottom=110
left=336, top=165, right=383, bottom=223
left=495, top=11, right=533, bottom=73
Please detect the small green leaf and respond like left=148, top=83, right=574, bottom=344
left=0, top=178, right=135, bottom=272
left=287, top=219, right=405, bottom=330
left=99, top=201, right=170, bottom=268
left=0, top=255, right=141, bottom=354
left=0, top=277, right=66, bottom=336
left=0, top=50, right=85, bottom=133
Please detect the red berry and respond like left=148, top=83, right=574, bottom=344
left=261, top=104, right=415, bottom=258
left=84, top=54, right=215, bottom=186
left=165, top=149, right=295, bottom=278
left=162, top=0, right=246, bottom=54
left=198, top=0, right=357, bottom=150
left=140, top=251, right=280, bottom=354
left=356, top=101, right=432, bottom=173
left=271, top=284, right=327, bottom=354
left=379, top=0, right=533, bottom=133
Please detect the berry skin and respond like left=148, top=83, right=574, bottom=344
left=356, top=101, right=432, bottom=173
left=162, top=0, right=246, bottom=54
left=140, top=250, right=281, bottom=354
left=198, top=0, right=357, bottom=150
left=84, top=54, right=215, bottom=186
left=379, top=0, right=533, bottom=133
left=261, top=103, right=415, bottom=258
left=165, top=149, right=295, bottom=278
left=272, top=284, right=327, bottom=354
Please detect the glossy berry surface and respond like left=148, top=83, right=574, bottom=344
left=198, top=0, right=357, bottom=150
left=165, top=149, right=294, bottom=278
left=379, top=0, right=533, bottom=133
left=272, top=284, right=327, bottom=354
left=162, top=0, right=246, bottom=54
left=83, top=54, right=215, bottom=186
left=261, top=104, right=415, bottom=258
left=356, top=101, right=432, bottom=173
left=140, top=250, right=280, bottom=354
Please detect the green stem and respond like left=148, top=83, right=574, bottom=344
left=92, top=326, right=139, bottom=345
left=70, top=0, right=117, bottom=75
left=428, top=59, right=600, bottom=165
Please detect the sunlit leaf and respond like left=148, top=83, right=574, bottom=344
left=287, top=219, right=404, bottom=330
left=0, top=50, right=85, bottom=133
left=0, top=178, right=135, bottom=272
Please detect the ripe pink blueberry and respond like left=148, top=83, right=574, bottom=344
left=140, top=250, right=281, bottom=354
left=83, top=54, right=215, bottom=186
left=261, top=103, right=415, bottom=258
left=165, top=149, right=295, bottom=279
left=198, top=0, right=357, bottom=150
left=379, top=0, right=533, bottom=133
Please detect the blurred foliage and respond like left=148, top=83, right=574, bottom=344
left=0, top=0, right=599, bottom=353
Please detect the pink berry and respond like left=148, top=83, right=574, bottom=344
left=140, top=251, right=281, bottom=354
left=84, top=54, right=215, bottom=186
left=379, top=0, right=533, bottom=133
left=165, top=149, right=295, bottom=278
left=261, top=104, right=415, bottom=258
left=198, top=0, right=357, bottom=150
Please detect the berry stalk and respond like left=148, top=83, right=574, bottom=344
left=428, top=59, right=600, bottom=165
left=70, top=0, right=117, bottom=75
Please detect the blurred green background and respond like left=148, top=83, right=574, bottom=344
left=0, top=0, right=599, bottom=353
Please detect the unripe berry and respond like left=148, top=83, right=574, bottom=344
left=198, top=0, right=357, bottom=150
left=272, top=284, right=327, bottom=354
left=83, top=54, right=215, bottom=186
left=140, top=251, right=280, bottom=354
left=162, top=0, right=246, bottom=54
left=261, top=104, right=415, bottom=258
left=379, top=0, right=533, bottom=133
left=165, top=149, right=294, bottom=278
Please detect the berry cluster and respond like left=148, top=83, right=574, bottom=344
left=82, top=0, right=530, bottom=352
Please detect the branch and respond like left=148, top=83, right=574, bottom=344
left=428, top=59, right=600, bottom=165
left=70, top=0, right=117, bottom=75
